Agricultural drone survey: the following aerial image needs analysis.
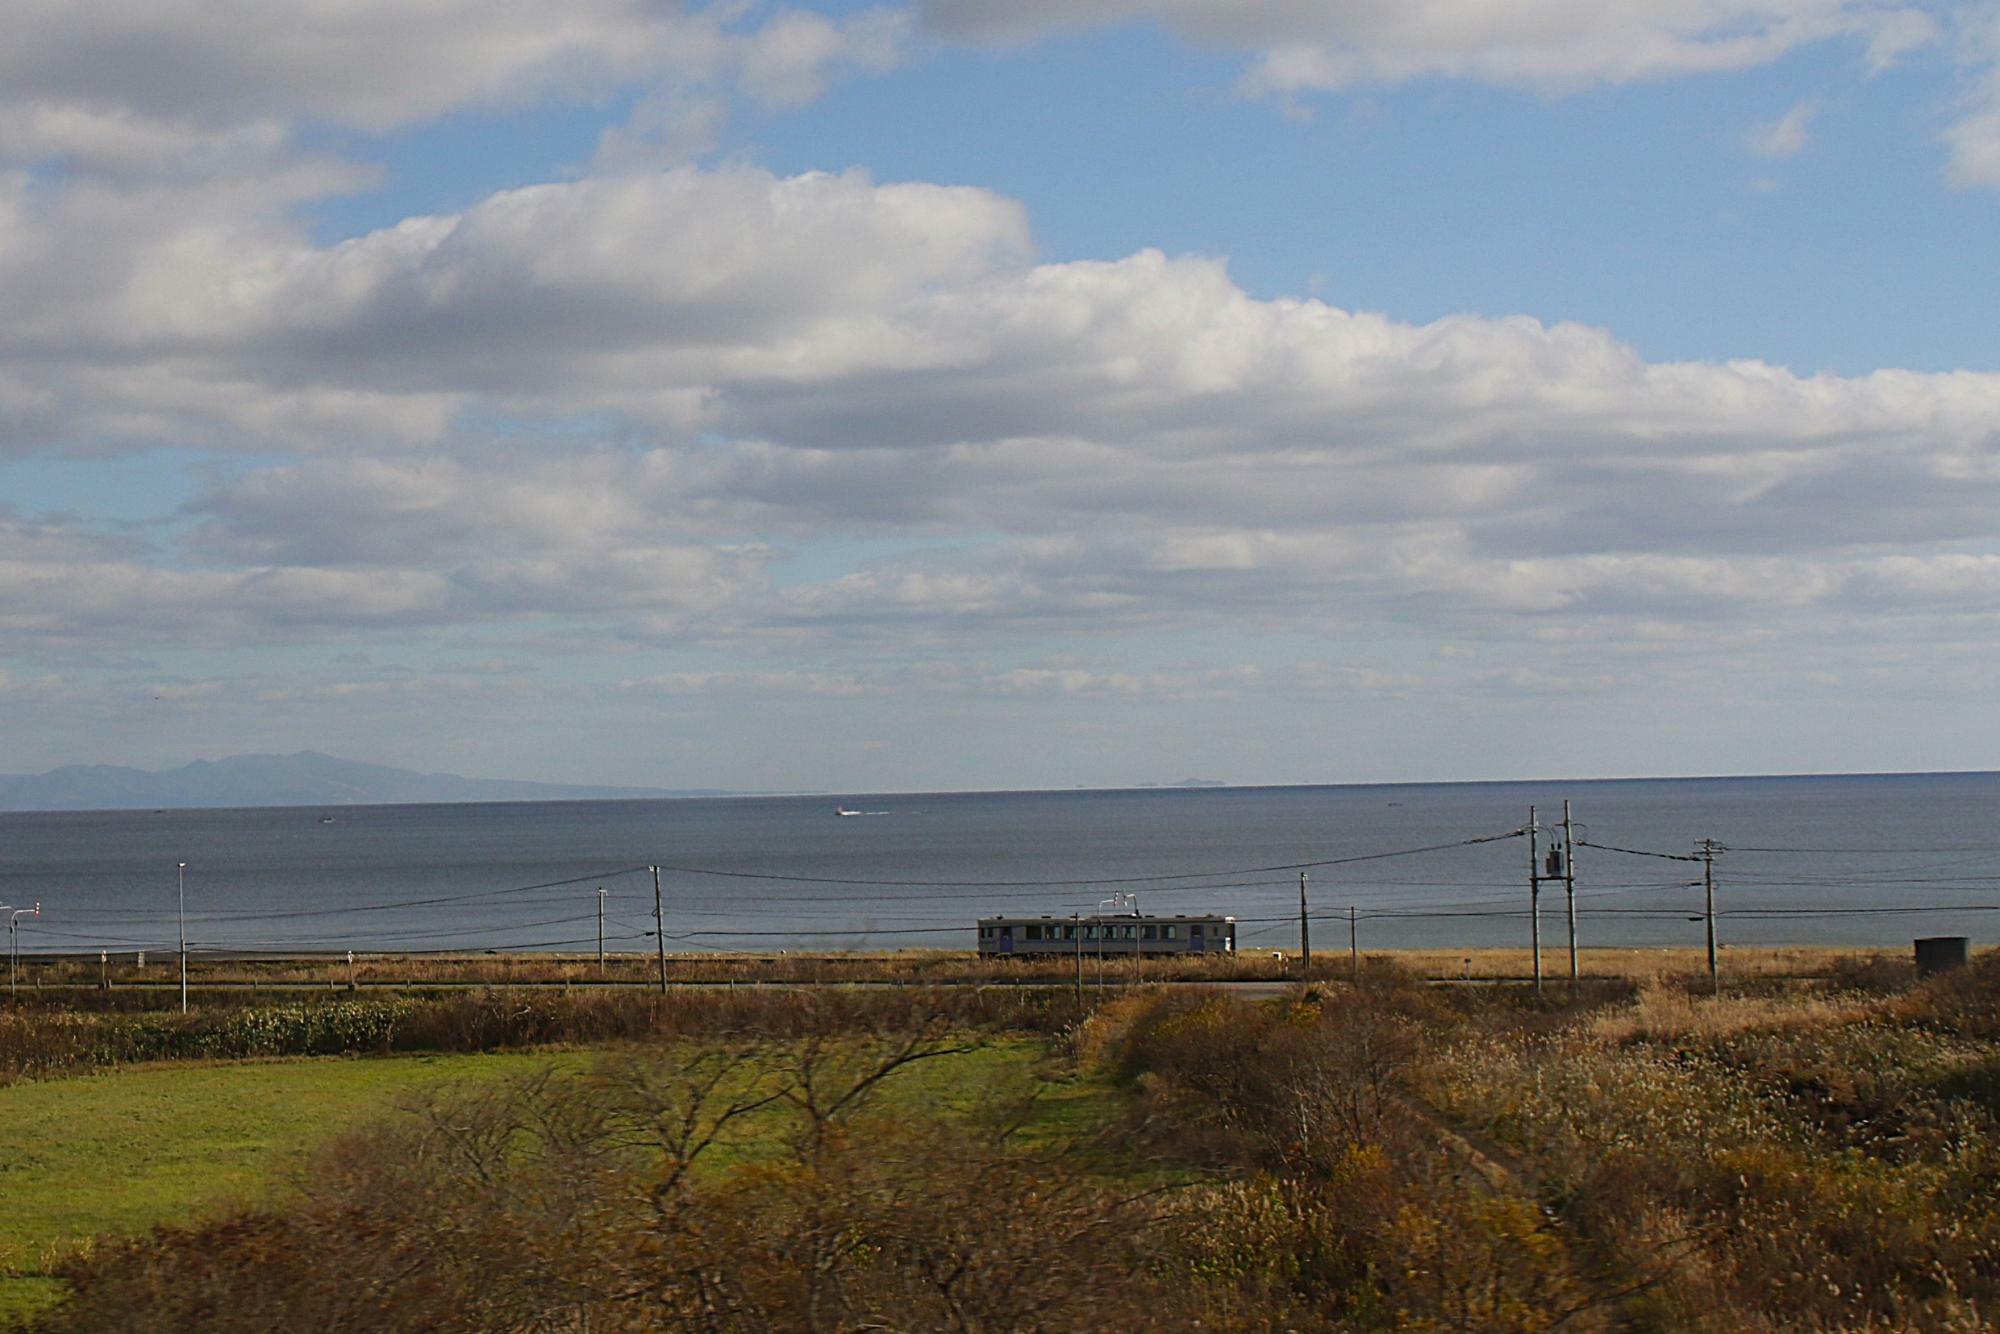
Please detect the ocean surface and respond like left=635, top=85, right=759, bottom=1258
left=2, top=772, right=1997, bottom=957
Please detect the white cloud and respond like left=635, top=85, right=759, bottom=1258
left=0, top=165, right=1025, bottom=453
left=0, top=103, right=299, bottom=178
left=5, top=7, right=1993, bottom=780
left=738, top=8, right=908, bottom=107
left=1945, top=98, right=2000, bottom=185
left=624, top=669, right=882, bottom=697
left=1747, top=98, right=1819, bottom=157
left=920, top=0, right=1936, bottom=93
left=1944, top=5, right=2000, bottom=187
left=3, top=162, right=1999, bottom=713
left=921, top=0, right=1989, bottom=195
left=0, top=2, right=903, bottom=139
left=0, top=2, right=909, bottom=202
left=619, top=661, right=1264, bottom=701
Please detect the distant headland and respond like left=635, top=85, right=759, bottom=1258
left=0, top=751, right=727, bottom=812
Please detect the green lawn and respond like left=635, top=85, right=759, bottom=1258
left=0, top=1052, right=564, bottom=1319
left=0, top=1038, right=1102, bottom=1322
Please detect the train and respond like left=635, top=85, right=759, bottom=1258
left=975, top=910, right=1237, bottom=957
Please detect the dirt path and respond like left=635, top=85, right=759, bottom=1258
left=1395, top=1089, right=1662, bottom=1331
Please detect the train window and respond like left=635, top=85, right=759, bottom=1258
left=1083, top=925, right=1098, bottom=940
left=1121, top=925, right=1137, bottom=941
left=1161, top=924, right=1178, bottom=940
left=1025, top=924, right=1043, bottom=940
left=1062, top=924, right=1077, bottom=939
left=1142, top=924, right=1158, bottom=940
left=1189, top=923, right=1204, bottom=936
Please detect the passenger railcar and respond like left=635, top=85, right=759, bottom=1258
left=975, top=912, right=1236, bottom=957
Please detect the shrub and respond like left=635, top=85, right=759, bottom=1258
left=1905, top=951, right=2000, bottom=1040
left=0, top=986, right=1103, bottom=1085
left=35, top=1038, right=1178, bottom=1333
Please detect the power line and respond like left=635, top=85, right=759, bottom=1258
left=647, top=830, right=1525, bottom=890
left=189, top=911, right=605, bottom=949
left=1727, top=844, right=2000, bottom=854
left=1717, top=904, right=2000, bottom=917
left=1574, top=838, right=1703, bottom=863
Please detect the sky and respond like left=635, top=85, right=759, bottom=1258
left=2, top=0, right=1998, bottom=791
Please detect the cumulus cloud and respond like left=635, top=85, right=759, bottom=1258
left=921, top=0, right=1936, bottom=93
left=0, top=1, right=905, bottom=142
left=921, top=0, right=1990, bottom=194
left=0, top=1, right=909, bottom=204
left=1945, top=5, right=2000, bottom=187
left=0, top=165, right=1024, bottom=452
left=0, top=497, right=772, bottom=650
left=619, top=661, right=1265, bottom=701
left=1747, top=98, right=1820, bottom=157
left=3, top=160, right=1998, bottom=713
left=7, top=5, right=1995, bottom=782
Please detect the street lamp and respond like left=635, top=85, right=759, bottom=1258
left=177, top=862, right=188, bottom=1014
left=8, top=903, right=39, bottom=995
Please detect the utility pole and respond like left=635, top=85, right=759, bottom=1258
left=1526, top=807, right=1542, bottom=993
left=596, top=886, right=607, bottom=977
left=1073, top=911, right=1083, bottom=1005
left=1298, top=871, right=1312, bottom=974
left=177, top=861, right=188, bottom=1015
left=1562, top=800, right=1578, bottom=985
left=4, top=905, right=30, bottom=995
left=652, top=865, right=667, bottom=994
left=1700, top=839, right=1721, bottom=995
left=1348, top=904, right=1359, bottom=981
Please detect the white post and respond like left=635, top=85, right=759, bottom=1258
left=177, top=862, right=188, bottom=1014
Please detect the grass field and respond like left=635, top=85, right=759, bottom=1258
left=0, top=1052, right=568, bottom=1318
left=0, top=1038, right=1084, bottom=1322
left=1376, top=944, right=1933, bottom=981
left=18, top=961, right=2000, bottom=1329
left=9, top=943, right=1949, bottom=997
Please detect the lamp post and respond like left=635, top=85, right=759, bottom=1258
left=177, top=862, right=188, bottom=1015
left=597, top=887, right=607, bottom=977
left=10, top=903, right=39, bottom=994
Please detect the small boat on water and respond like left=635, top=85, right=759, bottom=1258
left=835, top=806, right=861, bottom=817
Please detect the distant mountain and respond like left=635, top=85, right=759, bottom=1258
left=0, top=751, right=723, bottom=812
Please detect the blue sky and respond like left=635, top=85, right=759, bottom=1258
left=1, top=1, right=1998, bottom=790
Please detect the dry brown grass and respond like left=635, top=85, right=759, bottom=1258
left=1387, top=945, right=1931, bottom=984
left=1582, top=983, right=1880, bottom=1045
left=12, top=943, right=1948, bottom=994
left=1418, top=954, right=2000, bottom=1330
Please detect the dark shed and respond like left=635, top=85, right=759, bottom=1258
left=1914, top=936, right=1972, bottom=975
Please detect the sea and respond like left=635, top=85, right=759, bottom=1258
left=1, top=772, right=1996, bottom=957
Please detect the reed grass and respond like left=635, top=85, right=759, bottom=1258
left=8, top=942, right=1943, bottom=992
